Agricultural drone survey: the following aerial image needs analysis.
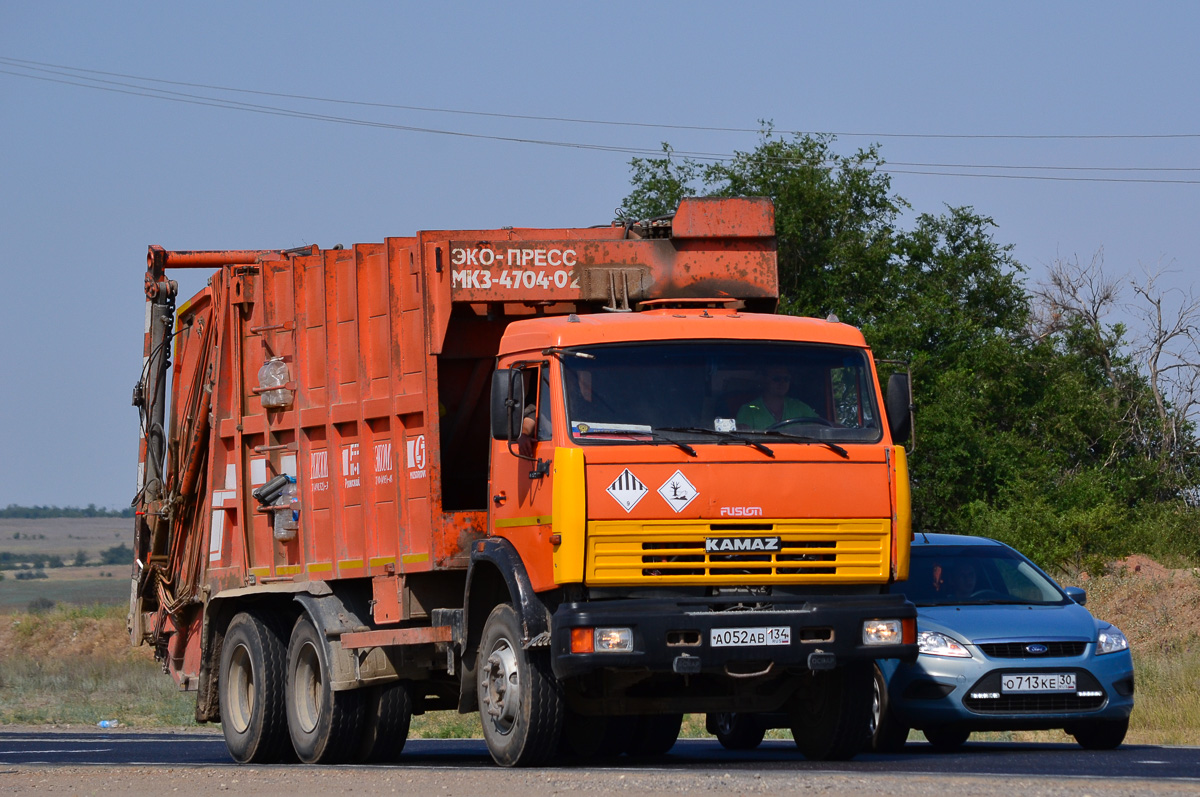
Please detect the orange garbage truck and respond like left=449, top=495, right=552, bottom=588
left=130, top=197, right=916, bottom=766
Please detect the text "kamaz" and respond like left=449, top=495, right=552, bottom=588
left=705, top=537, right=781, bottom=553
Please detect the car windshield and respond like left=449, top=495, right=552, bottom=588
left=561, top=341, right=882, bottom=446
left=895, top=544, right=1069, bottom=606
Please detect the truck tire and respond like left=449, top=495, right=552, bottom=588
left=790, top=664, right=873, bottom=761
left=218, top=611, right=293, bottom=763
left=559, top=711, right=629, bottom=759
left=477, top=603, right=563, bottom=766
left=285, top=614, right=364, bottom=764
left=708, top=712, right=766, bottom=750
left=625, top=713, right=683, bottom=757
left=868, top=664, right=909, bottom=753
left=357, top=681, right=413, bottom=763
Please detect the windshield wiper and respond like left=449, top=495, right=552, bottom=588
left=574, top=427, right=697, bottom=457
left=657, top=427, right=775, bottom=458
left=754, top=430, right=849, bottom=459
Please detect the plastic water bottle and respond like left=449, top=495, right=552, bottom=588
left=97, top=720, right=118, bottom=729
left=257, top=357, right=293, bottom=408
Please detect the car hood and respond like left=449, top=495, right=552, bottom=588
left=917, top=602, right=1098, bottom=644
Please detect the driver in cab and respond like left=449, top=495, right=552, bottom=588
left=736, top=366, right=817, bottom=430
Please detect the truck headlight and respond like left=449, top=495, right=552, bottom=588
left=863, top=619, right=903, bottom=645
left=570, top=626, right=633, bottom=653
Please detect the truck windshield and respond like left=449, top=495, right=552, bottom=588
left=561, top=341, right=882, bottom=445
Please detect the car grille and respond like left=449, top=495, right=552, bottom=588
left=979, top=641, right=1087, bottom=658
left=963, top=670, right=1106, bottom=714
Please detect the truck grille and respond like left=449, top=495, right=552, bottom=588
left=586, top=519, right=890, bottom=585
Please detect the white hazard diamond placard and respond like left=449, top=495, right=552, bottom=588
left=658, top=470, right=698, bottom=513
left=606, top=468, right=648, bottom=512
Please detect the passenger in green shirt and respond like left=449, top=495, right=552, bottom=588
left=736, top=367, right=818, bottom=430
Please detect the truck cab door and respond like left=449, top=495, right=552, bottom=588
left=489, top=361, right=558, bottom=590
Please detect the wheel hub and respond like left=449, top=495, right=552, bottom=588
left=481, top=640, right=520, bottom=733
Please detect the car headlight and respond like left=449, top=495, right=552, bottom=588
left=1097, top=626, right=1129, bottom=655
left=918, top=630, right=972, bottom=658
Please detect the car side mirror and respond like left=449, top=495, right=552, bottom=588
left=1063, top=586, right=1087, bottom=605
left=886, top=372, right=912, bottom=445
left=490, top=369, right=525, bottom=441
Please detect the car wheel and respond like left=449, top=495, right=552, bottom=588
left=1072, top=718, right=1129, bottom=750
left=868, top=665, right=909, bottom=753
left=709, top=712, right=766, bottom=751
left=922, top=726, right=969, bottom=752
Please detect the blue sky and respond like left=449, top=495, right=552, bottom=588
left=2, top=3, right=1197, bottom=507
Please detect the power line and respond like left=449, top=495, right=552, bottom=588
left=5, top=54, right=1200, bottom=143
left=3, top=58, right=1200, bottom=185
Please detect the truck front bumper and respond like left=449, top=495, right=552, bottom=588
left=549, top=593, right=916, bottom=680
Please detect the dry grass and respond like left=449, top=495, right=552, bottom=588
left=0, top=604, right=197, bottom=727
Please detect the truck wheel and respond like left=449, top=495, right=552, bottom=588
left=357, top=681, right=413, bottom=763
left=708, top=712, right=766, bottom=750
left=868, top=664, right=909, bottom=753
left=922, top=726, right=969, bottom=751
left=219, top=611, right=293, bottom=763
left=559, top=711, right=629, bottom=759
left=285, top=614, right=364, bottom=763
left=477, top=603, right=563, bottom=766
left=625, top=713, right=683, bottom=757
left=1071, top=718, right=1128, bottom=750
left=790, top=664, right=873, bottom=761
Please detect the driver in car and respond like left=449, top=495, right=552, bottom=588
left=942, top=560, right=979, bottom=600
left=736, top=366, right=818, bottom=430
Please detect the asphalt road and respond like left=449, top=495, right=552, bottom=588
left=0, top=727, right=1197, bottom=782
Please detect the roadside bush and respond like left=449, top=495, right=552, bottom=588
left=27, top=597, right=55, bottom=613
left=15, top=569, right=49, bottom=581
left=100, top=543, right=132, bottom=566
left=1124, top=503, right=1200, bottom=566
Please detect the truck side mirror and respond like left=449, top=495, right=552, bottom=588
left=490, top=369, right=525, bottom=441
left=886, top=373, right=912, bottom=445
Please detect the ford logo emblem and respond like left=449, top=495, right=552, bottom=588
left=1026, top=643, right=1049, bottom=655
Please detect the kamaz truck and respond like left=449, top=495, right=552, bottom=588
left=130, top=197, right=916, bottom=766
